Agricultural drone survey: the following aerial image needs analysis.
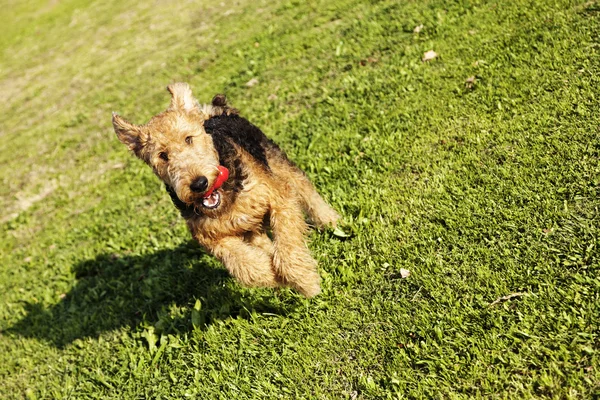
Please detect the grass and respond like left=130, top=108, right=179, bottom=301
left=1, top=0, right=600, bottom=397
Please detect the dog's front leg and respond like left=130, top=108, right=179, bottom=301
left=200, top=236, right=280, bottom=289
left=269, top=199, right=322, bottom=298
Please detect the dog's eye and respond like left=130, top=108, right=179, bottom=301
left=185, top=136, right=193, bottom=145
left=159, top=152, right=169, bottom=162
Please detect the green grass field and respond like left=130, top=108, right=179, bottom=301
left=1, top=0, right=600, bottom=398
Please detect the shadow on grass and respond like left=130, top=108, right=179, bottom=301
left=8, top=240, right=291, bottom=348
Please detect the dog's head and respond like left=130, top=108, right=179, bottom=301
left=112, top=83, right=235, bottom=211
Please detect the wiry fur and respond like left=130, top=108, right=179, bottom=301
left=112, top=83, right=340, bottom=297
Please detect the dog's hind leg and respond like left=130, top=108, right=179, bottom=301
left=270, top=158, right=340, bottom=228
left=269, top=196, right=322, bottom=297
left=294, top=174, right=340, bottom=228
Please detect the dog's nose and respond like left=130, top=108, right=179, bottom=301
left=190, top=176, right=208, bottom=193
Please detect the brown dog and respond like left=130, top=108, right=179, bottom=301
left=112, top=83, right=339, bottom=297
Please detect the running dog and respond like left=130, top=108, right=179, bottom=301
left=112, top=83, right=339, bottom=297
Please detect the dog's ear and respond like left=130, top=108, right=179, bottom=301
left=211, top=93, right=239, bottom=115
left=211, top=94, right=227, bottom=107
left=167, top=82, right=197, bottom=112
left=112, top=113, right=147, bottom=155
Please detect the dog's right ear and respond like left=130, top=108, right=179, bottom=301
left=112, top=113, right=146, bottom=156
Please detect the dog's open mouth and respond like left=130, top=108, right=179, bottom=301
left=201, top=190, right=221, bottom=209
left=199, top=166, right=228, bottom=209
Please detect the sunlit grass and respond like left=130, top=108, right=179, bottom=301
left=1, top=0, right=599, bottom=397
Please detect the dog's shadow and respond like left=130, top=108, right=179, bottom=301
left=8, top=241, right=292, bottom=348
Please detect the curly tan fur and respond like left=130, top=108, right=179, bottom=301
left=112, top=83, right=339, bottom=297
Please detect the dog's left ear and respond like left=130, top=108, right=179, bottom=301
left=211, top=93, right=239, bottom=115
left=167, top=82, right=198, bottom=112
left=211, top=94, right=228, bottom=107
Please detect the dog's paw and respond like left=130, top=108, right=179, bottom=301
left=312, top=207, right=341, bottom=229
left=296, top=280, right=321, bottom=298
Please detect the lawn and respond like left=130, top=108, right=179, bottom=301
left=1, top=0, right=599, bottom=398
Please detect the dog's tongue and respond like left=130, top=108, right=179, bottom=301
left=203, top=166, right=229, bottom=198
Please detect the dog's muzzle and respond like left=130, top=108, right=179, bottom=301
left=199, top=166, right=229, bottom=209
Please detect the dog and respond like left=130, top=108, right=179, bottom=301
left=112, top=83, right=340, bottom=297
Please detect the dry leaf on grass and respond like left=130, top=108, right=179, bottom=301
left=245, top=78, right=259, bottom=87
left=489, top=292, right=528, bottom=307
left=388, top=268, right=411, bottom=280
left=359, top=57, right=379, bottom=66
left=465, top=76, right=476, bottom=89
left=422, top=50, right=437, bottom=62
left=399, top=268, right=411, bottom=278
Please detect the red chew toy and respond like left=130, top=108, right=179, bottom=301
left=203, top=165, right=229, bottom=198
